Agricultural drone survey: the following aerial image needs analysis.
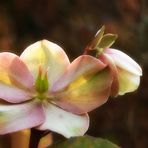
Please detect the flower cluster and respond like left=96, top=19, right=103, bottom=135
left=0, top=28, right=142, bottom=138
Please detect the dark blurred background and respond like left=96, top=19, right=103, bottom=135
left=0, top=0, right=148, bottom=147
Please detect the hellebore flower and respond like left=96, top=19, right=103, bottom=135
left=98, top=48, right=142, bottom=96
left=0, top=40, right=112, bottom=138
left=87, top=26, right=142, bottom=96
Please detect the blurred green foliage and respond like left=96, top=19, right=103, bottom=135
left=50, top=136, right=119, bottom=148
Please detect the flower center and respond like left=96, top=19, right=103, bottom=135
left=35, top=66, right=49, bottom=100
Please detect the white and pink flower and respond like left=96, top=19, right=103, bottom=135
left=98, top=48, right=142, bottom=96
left=0, top=40, right=112, bottom=138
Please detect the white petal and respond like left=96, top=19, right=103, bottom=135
left=105, top=48, right=142, bottom=76
left=20, top=40, right=70, bottom=86
left=37, top=104, right=89, bottom=138
left=118, top=68, right=141, bottom=95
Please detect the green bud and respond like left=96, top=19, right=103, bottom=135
left=96, top=47, right=104, bottom=56
left=97, top=33, right=118, bottom=49
left=88, top=26, right=105, bottom=50
left=35, top=69, right=49, bottom=94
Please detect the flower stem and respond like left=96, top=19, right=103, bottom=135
left=29, top=129, right=44, bottom=148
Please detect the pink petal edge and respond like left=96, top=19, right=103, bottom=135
left=105, top=48, right=142, bottom=76
left=99, top=53, right=119, bottom=97
left=51, top=55, right=112, bottom=114
left=0, top=52, right=34, bottom=88
left=0, top=83, right=33, bottom=103
left=0, top=101, right=45, bottom=135
left=51, top=55, right=106, bottom=92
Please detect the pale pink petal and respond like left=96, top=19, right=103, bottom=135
left=51, top=56, right=112, bottom=114
left=51, top=55, right=106, bottom=91
left=0, top=101, right=45, bottom=135
left=0, top=83, right=33, bottom=103
left=20, top=40, right=70, bottom=86
left=99, top=53, right=119, bottom=97
left=105, top=48, right=142, bottom=76
left=118, top=68, right=141, bottom=95
left=37, top=103, right=89, bottom=138
left=52, top=68, right=112, bottom=114
left=0, top=52, right=34, bottom=88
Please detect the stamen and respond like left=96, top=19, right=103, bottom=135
left=35, top=66, right=49, bottom=95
